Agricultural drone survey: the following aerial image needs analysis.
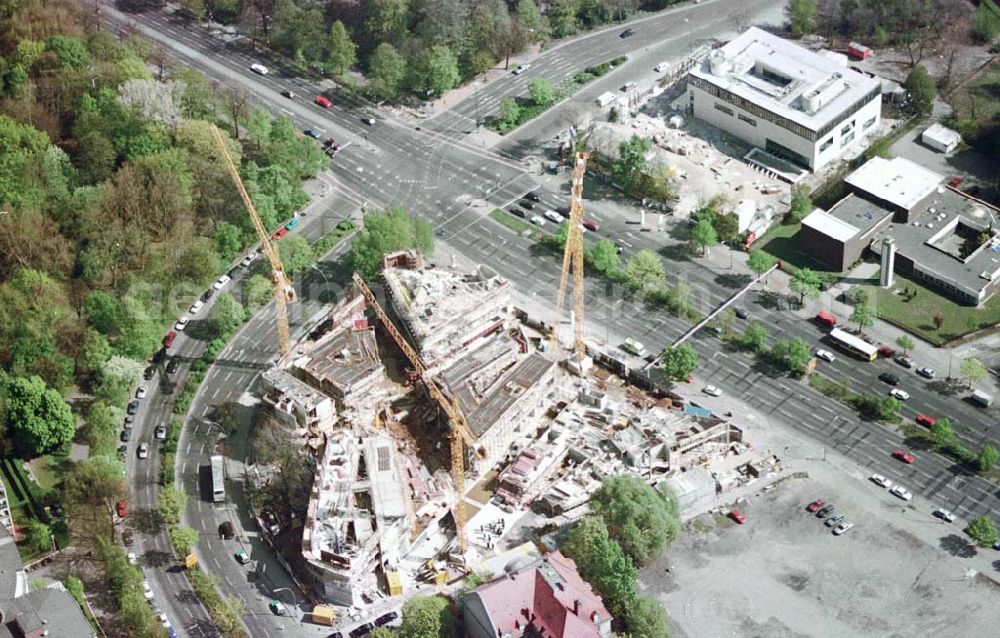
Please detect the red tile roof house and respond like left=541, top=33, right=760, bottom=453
left=462, top=551, right=613, bottom=638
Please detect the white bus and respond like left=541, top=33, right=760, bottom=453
left=210, top=455, right=226, bottom=503
left=828, top=328, right=877, bottom=362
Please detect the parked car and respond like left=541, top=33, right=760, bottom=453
left=174, top=317, right=189, bottom=331
left=127, top=552, right=137, bottom=565
left=200, top=288, right=214, bottom=303
left=155, top=423, right=167, bottom=440
left=166, top=358, right=180, bottom=374
left=947, top=176, right=963, bottom=187
left=361, top=117, right=376, bottom=125
left=620, top=81, right=637, bottom=92
left=285, top=218, right=299, bottom=231
left=137, top=443, right=149, bottom=459
left=280, top=89, right=295, bottom=99
left=349, top=624, right=371, bottom=638
left=824, top=514, right=845, bottom=527
left=122, top=528, right=134, bottom=545
left=303, top=129, right=321, bottom=139
left=889, top=388, right=910, bottom=401
left=582, top=219, right=599, bottom=232
left=250, top=63, right=268, bottom=75
left=314, top=95, right=333, bottom=108
left=127, top=400, right=140, bottom=415
left=915, top=414, right=936, bottom=427
left=219, top=521, right=235, bottom=539
left=213, top=275, right=232, bottom=290
left=933, top=508, right=956, bottom=523
left=144, top=365, right=156, bottom=380
left=833, top=521, right=853, bottom=535
left=816, top=504, right=835, bottom=518
left=235, top=549, right=251, bottom=565
left=734, top=307, right=750, bottom=320
left=272, top=227, right=288, bottom=240
left=240, top=253, right=257, bottom=267
left=917, top=366, right=936, bottom=379
left=815, top=349, right=836, bottom=362
left=162, top=331, right=177, bottom=348
left=878, top=372, right=899, bottom=386
left=870, top=474, right=892, bottom=488
left=509, top=207, right=526, bottom=219
left=116, top=500, right=128, bottom=517
left=120, top=427, right=132, bottom=442
left=543, top=210, right=563, bottom=224
left=189, top=299, right=204, bottom=314
left=878, top=345, right=895, bottom=357
left=136, top=385, right=148, bottom=399
left=512, top=64, right=530, bottom=75
left=806, top=499, right=826, bottom=512
left=519, top=200, right=535, bottom=210
left=702, top=385, right=722, bottom=397
left=892, top=449, right=916, bottom=464
left=620, top=27, right=636, bottom=37
left=530, top=215, right=545, bottom=226
left=890, top=485, right=913, bottom=501
left=525, top=191, right=541, bottom=202
left=895, top=355, right=914, bottom=368
left=269, top=600, right=287, bottom=616
left=728, top=509, right=746, bottom=524
left=143, top=581, right=154, bottom=600
left=374, top=612, right=398, bottom=627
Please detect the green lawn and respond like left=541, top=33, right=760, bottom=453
left=490, top=209, right=545, bottom=242
left=755, top=222, right=843, bottom=281
left=26, top=456, right=60, bottom=492
left=952, top=59, right=1000, bottom=121
left=875, top=272, right=1000, bottom=345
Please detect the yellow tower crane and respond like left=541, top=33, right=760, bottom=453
left=551, top=152, right=590, bottom=359
left=210, top=125, right=296, bottom=356
left=351, top=272, right=477, bottom=555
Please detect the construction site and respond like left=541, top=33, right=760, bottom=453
left=245, top=154, right=761, bottom=614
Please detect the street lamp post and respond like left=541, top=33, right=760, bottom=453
left=272, top=587, right=301, bottom=624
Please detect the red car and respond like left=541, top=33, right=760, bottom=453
left=892, top=449, right=916, bottom=464
left=116, top=500, right=127, bottom=518
left=314, top=95, right=332, bottom=108
left=878, top=345, right=895, bottom=357
left=582, top=219, right=599, bottom=232
left=806, top=499, right=825, bottom=513
left=272, top=227, right=288, bottom=240
left=162, top=331, right=177, bottom=348
left=916, top=414, right=936, bottom=427
left=947, top=176, right=963, bottom=188
left=728, top=509, right=746, bottom=524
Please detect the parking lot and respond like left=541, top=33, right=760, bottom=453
left=645, top=472, right=1000, bottom=637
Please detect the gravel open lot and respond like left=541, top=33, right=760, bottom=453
left=643, top=473, right=1000, bottom=637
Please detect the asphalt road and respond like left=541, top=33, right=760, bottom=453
left=102, top=0, right=1000, bottom=633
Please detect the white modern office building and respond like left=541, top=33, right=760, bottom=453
left=687, top=27, right=882, bottom=170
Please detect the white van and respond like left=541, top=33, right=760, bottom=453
left=250, top=63, right=269, bottom=75
left=655, top=61, right=670, bottom=73
left=596, top=92, right=616, bottom=107
left=971, top=389, right=993, bottom=408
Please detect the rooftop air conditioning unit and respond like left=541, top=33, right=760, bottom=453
left=981, top=271, right=995, bottom=281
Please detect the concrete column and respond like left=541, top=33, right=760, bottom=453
left=880, top=237, right=896, bottom=288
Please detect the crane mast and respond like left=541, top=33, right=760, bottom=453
left=351, top=273, right=476, bottom=553
left=210, top=125, right=296, bottom=355
left=552, top=152, right=590, bottom=359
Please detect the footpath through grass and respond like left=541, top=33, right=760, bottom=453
left=875, top=272, right=1000, bottom=345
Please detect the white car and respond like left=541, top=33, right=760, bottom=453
left=703, top=385, right=722, bottom=397
left=157, top=612, right=170, bottom=628
left=137, top=443, right=149, bottom=459
left=530, top=215, right=545, bottom=226
left=543, top=210, right=563, bottom=224
left=815, top=349, right=836, bottom=363
left=890, top=485, right=913, bottom=501
left=933, top=508, right=956, bottom=523
left=189, top=300, right=204, bottom=314
left=889, top=388, right=910, bottom=401
left=240, top=253, right=257, bottom=267
left=832, top=521, right=853, bottom=535
left=250, top=63, right=269, bottom=75
left=213, top=275, right=232, bottom=290
left=917, top=366, right=936, bottom=379
left=174, top=317, right=189, bottom=331
left=127, top=552, right=137, bottom=565
left=512, top=64, right=530, bottom=75
left=135, top=385, right=148, bottom=399
left=870, top=474, right=892, bottom=488
left=142, top=581, right=154, bottom=600
left=155, top=423, right=167, bottom=440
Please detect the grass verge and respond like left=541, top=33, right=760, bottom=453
left=755, top=222, right=842, bottom=282
left=490, top=209, right=544, bottom=241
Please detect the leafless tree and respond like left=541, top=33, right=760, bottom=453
left=222, top=85, right=251, bottom=140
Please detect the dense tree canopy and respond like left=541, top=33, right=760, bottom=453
left=0, top=374, right=75, bottom=457
left=350, top=207, right=435, bottom=277
left=589, top=475, right=682, bottom=566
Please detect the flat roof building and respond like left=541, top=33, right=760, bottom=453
left=687, top=27, right=882, bottom=170
left=800, top=156, right=1000, bottom=304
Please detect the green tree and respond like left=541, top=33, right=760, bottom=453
left=978, top=443, right=999, bottom=473
left=209, top=293, right=245, bottom=336
left=496, top=97, right=522, bottom=132
left=63, top=576, right=85, bottom=609
left=368, top=43, right=407, bottom=100
left=78, top=330, right=113, bottom=377
left=613, top=135, right=652, bottom=189
left=363, top=0, right=410, bottom=48
left=350, top=207, right=434, bottom=278
left=528, top=77, right=556, bottom=106
left=895, top=335, right=914, bottom=354
left=904, top=65, right=935, bottom=117
left=370, top=629, right=394, bottom=638
left=23, top=519, right=53, bottom=554
left=325, top=21, right=357, bottom=75
left=411, top=45, right=460, bottom=97
left=790, top=267, right=822, bottom=304
left=586, top=239, right=619, bottom=273
left=170, top=526, right=199, bottom=556
left=590, top=476, right=682, bottom=566
left=789, top=183, right=813, bottom=222
left=157, top=489, right=187, bottom=526
left=277, top=233, right=313, bottom=276
left=770, top=337, right=812, bottom=374
left=624, top=595, right=670, bottom=638
left=243, top=274, right=272, bottom=310
left=747, top=249, right=776, bottom=281
left=971, top=3, right=1000, bottom=44
left=716, top=307, right=737, bottom=339
left=413, top=217, right=434, bottom=256
left=660, top=345, right=699, bottom=382
left=960, top=358, right=988, bottom=388
left=691, top=218, right=718, bottom=256
left=622, top=250, right=665, bottom=293
left=548, top=0, right=579, bottom=37
left=213, top=222, right=243, bottom=262
left=515, top=0, right=544, bottom=32
left=789, top=0, right=817, bottom=38
left=1, top=375, right=75, bottom=457
left=741, top=321, right=769, bottom=353
left=713, top=212, right=739, bottom=243
left=399, top=595, right=455, bottom=638
left=75, top=131, right=117, bottom=185
left=562, top=516, right=637, bottom=615
left=115, top=318, right=161, bottom=361
left=967, top=515, right=998, bottom=548
left=930, top=418, right=954, bottom=449
left=875, top=395, right=902, bottom=422
left=93, top=355, right=142, bottom=406
left=851, top=303, right=878, bottom=333
left=83, top=401, right=119, bottom=453
left=64, top=456, right=125, bottom=541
